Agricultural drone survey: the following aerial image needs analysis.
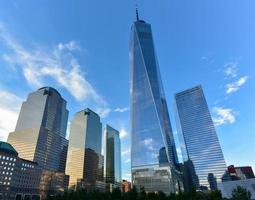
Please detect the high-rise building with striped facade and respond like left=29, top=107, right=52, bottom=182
left=174, top=85, right=227, bottom=189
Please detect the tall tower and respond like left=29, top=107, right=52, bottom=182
left=65, top=108, right=102, bottom=190
left=104, top=125, right=121, bottom=185
left=129, top=11, right=179, bottom=193
left=174, top=85, right=227, bottom=189
left=8, top=87, right=68, bottom=172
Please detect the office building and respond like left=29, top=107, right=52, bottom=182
left=218, top=178, right=255, bottom=199
left=0, top=141, right=41, bottom=200
left=39, top=170, right=69, bottom=199
left=8, top=87, right=68, bottom=172
left=104, top=125, right=121, bottom=185
left=65, top=108, right=102, bottom=190
left=174, top=85, right=227, bottom=189
left=129, top=10, right=179, bottom=194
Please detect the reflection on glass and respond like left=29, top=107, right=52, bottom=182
left=65, top=108, right=102, bottom=190
left=174, top=85, right=227, bottom=189
left=129, top=16, right=179, bottom=194
left=104, top=125, right=121, bottom=184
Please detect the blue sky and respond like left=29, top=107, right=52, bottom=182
left=0, top=0, right=254, bottom=181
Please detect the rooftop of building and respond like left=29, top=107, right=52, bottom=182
left=38, top=86, right=61, bottom=96
left=0, top=141, right=18, bottom=156
left=77, top=108, right=100, bottom=117
left=175, top=85, right=203, bottom=97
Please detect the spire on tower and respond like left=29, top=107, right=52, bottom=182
left=136, top=7, right=139, bottom=21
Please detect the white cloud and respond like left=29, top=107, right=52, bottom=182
left=119, top=128, right=128, bottom=139
left=213, top=107, right=236, bottom=126
left=226, top=76, right=248, bottom=94
left=114, top=107, right=129, bottom=113
left=95, top=107, right=111, bottom=118
left=57, top=40, right=80, bottom=51
left=0, top=91, right=23, bottom=141
left=121, top=148, right=130, bottom=156
left=0, top=22, right=110, bottom=117
left=122, top=173, right=131, bottom=181
left=224, top=62, right=238, bottom=78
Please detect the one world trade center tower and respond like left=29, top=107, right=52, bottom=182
left=129, top=10, right=181, bottom=194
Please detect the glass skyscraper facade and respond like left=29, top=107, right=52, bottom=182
left=129, top=15, right=179, bottom=194
left=8, top=87, right=68, bottom=172
left=104, top=125, right=121, bottom=184
left=65, top=108, right=103, bottom=190
left=174, top=85, right=227, bottom=189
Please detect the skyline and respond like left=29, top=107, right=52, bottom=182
left=0, top=0, right=255, bottom=182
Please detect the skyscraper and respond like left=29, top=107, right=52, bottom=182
left=104, top=125, right=121, bottom=185
left=8, top=87, right=68, bottom=172
left=129, top=11, right=179, bottom=193
left=174, top=85, right=227, bottom=189
left=65, top=108, right=102, bottom=190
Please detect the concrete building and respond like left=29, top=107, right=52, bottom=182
left=218, top=178, right=255, bottom=199
left=0, top=141, right=41, bottom=200
left=227, top=165, right=255, bottom=180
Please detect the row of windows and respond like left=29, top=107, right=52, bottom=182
left=2, top=167, right=14, bottom=171
left=0, top=155, right=16, bottom=161
left=1, top=161, right=15, bottom=166
left=2, top=171, right=13, bottom=175
left=21, top=163, right=34, bottom=168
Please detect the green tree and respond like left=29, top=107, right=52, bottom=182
left=231, top=186, right=251, bottom=200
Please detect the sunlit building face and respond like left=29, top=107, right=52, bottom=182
left=8, top=87, right=68, bottom=172
left=65, top=108, right=102, bottom=190
left=129, top=16, right=179, bottom=194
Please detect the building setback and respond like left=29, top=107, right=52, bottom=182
left=129, top=10, right=180, bottom=194
left=65, top=108, right=103, bottom=191
left=174, top=85, right=227, bottom=190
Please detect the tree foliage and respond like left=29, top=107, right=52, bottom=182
left=231, top=186, right=251, bottom=200
left=45, top=186, right=252, bottom=200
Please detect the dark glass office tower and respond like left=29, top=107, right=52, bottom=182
left=104, top=125, right=121, bottom=185
left=65, top=108, right=102, bottom=190
left=174, top=85, right=227, bottom=189
left=8, top=87, right=68, bottom=172
left=129, top=12, right=179, bottom=194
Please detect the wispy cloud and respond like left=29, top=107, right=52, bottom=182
left=224, top=62, right=238, bottom=78
left=0, top=90, right=23, bottom=141
left=0, top=22, right=110, bottom=118
left=213, top=107, right=236, bottom=126
left=122, top=173, right=131, bottom=181
left=226, top=76, right=248, bottom=95
left=114, top=107, right=129, bottom=113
